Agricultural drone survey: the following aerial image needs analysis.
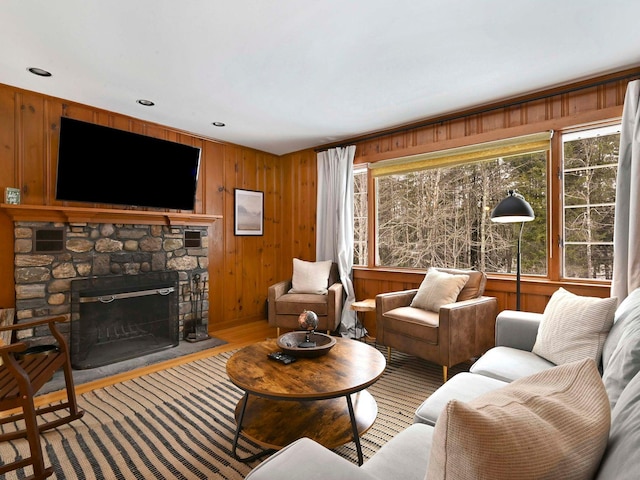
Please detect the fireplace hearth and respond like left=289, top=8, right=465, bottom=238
left=70, top=271, right=179, bottom=369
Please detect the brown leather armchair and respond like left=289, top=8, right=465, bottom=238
left=376, top=268, right=497, bottom=383
left=268, top=262, right=343, bottom=336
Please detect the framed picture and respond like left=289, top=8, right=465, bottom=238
left=234, top=189, right=264, bottom=236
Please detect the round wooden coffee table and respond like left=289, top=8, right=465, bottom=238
left=226, top=337, right=386, bottom=465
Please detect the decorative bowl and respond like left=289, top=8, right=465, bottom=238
left=276, top=331, right=337, bottom=358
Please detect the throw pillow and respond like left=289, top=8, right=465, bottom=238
left=532, top=287, right=617, bottom=365
left=288, top=258, right=333, bottom=295
left=602, top=286, right=640, bottom=371
left=597, top=365, right=640, bottom=478
left=427, top=358, right=611, bottom=480
left=602, top=319, right=640, bottom=408
left=410, top=268, right=469, bottom=312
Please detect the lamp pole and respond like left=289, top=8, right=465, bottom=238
left=490, top=190, right=535, bottom=312
left=516, top=222, right=524, bottom=311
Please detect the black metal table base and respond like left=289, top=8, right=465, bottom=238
left=231, top=392, right=365, bottom=465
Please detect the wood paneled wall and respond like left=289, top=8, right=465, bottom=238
left=0, top=83, right=317, bottom=330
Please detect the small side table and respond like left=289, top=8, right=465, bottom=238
left=351, top=298, right=376, bottom=343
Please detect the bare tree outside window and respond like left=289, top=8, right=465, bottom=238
left=353, top=167, right=368, bottom=266
left=373, top=152, right=548, bottom=274
left=562, top=126, right=619, bottom=279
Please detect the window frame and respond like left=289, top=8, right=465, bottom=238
left=353, top=122, right=620, bottom=287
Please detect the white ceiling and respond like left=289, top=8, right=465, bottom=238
left=2, top=1, right=640, bottom=155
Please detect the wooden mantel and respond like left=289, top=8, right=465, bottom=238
left=0, top=204, right=222, bottom=226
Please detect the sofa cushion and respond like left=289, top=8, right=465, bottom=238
left=533, top=288, right=617, bottom=366
left=414, top=372, right=507, bottom=425
left=244, top=437, right=378, bottom=480
left=427, top=358, right=611, bottom=480
left=289, top=258, right=333, bottom=294
left=361, top=423, right=434, bottom=480
left=602, top=319, right=640, bottom=408
left=410, top=268, right=469, bottom=312
left=602, top=287, right=640, bottom=372
left=597, top=370, right=640, bottom=480
left=469, top=346, right=555, bottom=383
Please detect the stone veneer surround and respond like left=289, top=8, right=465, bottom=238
left=13, top=221, right=209, bottom=344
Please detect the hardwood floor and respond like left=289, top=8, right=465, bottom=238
left=32, top=319, right=277, bottom=409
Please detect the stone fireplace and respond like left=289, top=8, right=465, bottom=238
left=12, top=220, right=209, bottom=366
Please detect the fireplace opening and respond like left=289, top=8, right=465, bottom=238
left=70, top=271, right=179, bottom=369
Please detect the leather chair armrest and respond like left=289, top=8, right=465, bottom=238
left=438, top=296, right=498, bottom=364
left=495, top=310, right=542, bottom=351
left=376, top=290, right=419, bottom=344
left=327, top=281, right=344, bottom=331
left=268, top=280, right=291, bottom=301
left=376, top=289, right=419, bottom=313
left=268, top=280, right=291, bottom=324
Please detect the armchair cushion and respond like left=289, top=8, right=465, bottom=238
left=274, top=292, right=330, bottom=316
left=532, top=288, right=617, bottom=366
left=289, top=258, right=333, bottom=294
left=410, top=268, right=469, bottom=312
left=427, top=358, right=610, bottom=480
left=381, top=307, right=439, bottom=344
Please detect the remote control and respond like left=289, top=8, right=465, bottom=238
left=267, top=351, right=297, bottom=365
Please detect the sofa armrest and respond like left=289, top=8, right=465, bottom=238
left=245, top=437, right=378, bottom=480
left=495, top=310, right=542, bottom=351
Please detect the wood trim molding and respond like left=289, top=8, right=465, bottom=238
left=0, top=204, right=222, bottom=226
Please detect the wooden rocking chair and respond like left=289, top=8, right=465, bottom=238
left=0, top=315, right=84, bottom=479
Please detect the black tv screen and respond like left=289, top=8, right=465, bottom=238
left=56, top=117, right=201, bottom=210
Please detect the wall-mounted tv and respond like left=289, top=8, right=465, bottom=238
left=56, top=117, right=201, bottom=210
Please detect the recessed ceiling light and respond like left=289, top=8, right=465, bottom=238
left=27, top=67, right=52, bottom=77
left=136, top=99, right=155, bottom=106
left=212, top=122, right=225, bottom=127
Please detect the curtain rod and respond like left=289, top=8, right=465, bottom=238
left=315, top=70, right=640, bottom=153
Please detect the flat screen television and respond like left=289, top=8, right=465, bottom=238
left=56, top=117, right=201, bottom=210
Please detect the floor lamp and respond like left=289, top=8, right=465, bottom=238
left=490, top=190, right=535, bottom=310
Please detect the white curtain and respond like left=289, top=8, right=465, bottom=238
left=612, top=79, right=640, bottom=302
left=316, top=145, right=358, bottom=336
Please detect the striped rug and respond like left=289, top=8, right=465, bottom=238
left=1, top=346, right=468, bottom=479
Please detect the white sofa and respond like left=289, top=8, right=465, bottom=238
left=245, top=289, right=640, bottom=480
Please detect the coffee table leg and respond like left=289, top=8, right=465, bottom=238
left=346, top=394, right=364, bottom=466
left=231, top=393, right=249, bottom=460
left=232, top=393, right=275, bottom=463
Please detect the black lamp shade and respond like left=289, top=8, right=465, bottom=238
left=490, top=190, right=535, bottom=223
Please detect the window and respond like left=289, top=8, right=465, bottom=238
left=562, top=125, right=620, bottom=279
left=373, top=152, right=548, bottom=273
left=353, top=166, right=368, bottom=266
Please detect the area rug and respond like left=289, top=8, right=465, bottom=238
left=0, top=346, right=468, bottom=479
